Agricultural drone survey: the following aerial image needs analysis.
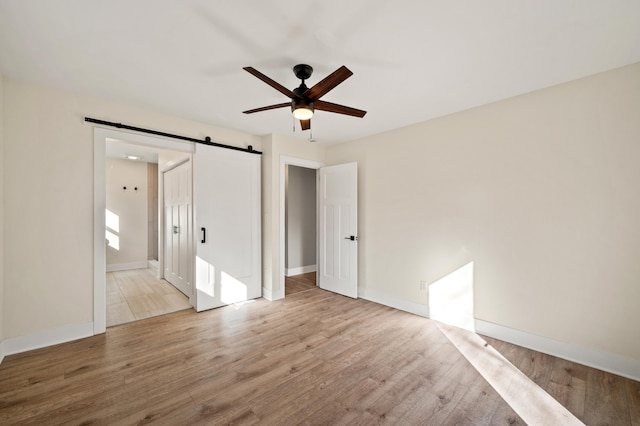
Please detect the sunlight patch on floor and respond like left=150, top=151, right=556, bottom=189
left=435, top=322, right=584, bottom=426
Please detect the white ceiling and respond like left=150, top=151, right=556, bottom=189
left=1, top=1, right=639, bottom=144
left=105, top=139, right=159, bottom=164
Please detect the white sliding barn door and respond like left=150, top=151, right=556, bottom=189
left=193, top=144, right=261, bottom=311
left=163, top=161, right=192, bottom=297
left=318, top=162, right=358, bottom=298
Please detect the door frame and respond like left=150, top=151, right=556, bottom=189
left=93, top=127, right=194, bottom=334
left=278, top=155, right=325, bottom=300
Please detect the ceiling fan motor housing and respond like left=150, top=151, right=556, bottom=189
left=292, top=97, right=314, bottom=113
left=293, top=64, right=313, bottom=81
left=292, top=83, right=314, bottom=114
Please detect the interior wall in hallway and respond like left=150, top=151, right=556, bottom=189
left=106, top=158, right=148, bottom=269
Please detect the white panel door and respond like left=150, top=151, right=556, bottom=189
left=319, top=162, right=358, bottom=298
left=163, top=161, right=192, bottom=297
left=193, top=144, right=261, bottom=311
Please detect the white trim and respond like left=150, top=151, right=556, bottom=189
left=0, top=340, right=5, bottom=364
left=278, top=156, right=324, bottom=301
left=285, top=265, right=317, bottom=277
left=2, top=322, right=94, bottom=358
left=262, top=286, right=273, bottom=301
left=94, top=129, right=107, bottom=335
left=106, top=261, right=149, bottom=272
left=475, top=319, right=640, bottom=382
left=359, top=287, right=430, bottom=318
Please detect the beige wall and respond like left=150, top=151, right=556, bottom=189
left=0, top=73, right=4, bottom=342
left=105, top=158, right=148, bottom=267
left=2, top=76, right=260, bottom=339
left=326, top=63, right=640, bottom=362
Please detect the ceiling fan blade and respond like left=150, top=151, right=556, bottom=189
left=243, top=67, right=298, bottom=99
left=304, top=66, right=353, bottom=100
left=315, top=100, right=367, bottom=118
left=243, top=102, right=291, bottom=114
left=300, top=119, right=311, bottom=131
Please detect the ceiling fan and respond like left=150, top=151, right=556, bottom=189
left=242, top=64, right=367, bottom=131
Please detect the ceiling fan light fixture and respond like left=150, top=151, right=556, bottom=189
left=292, top=99, right=314, bottom=120
left=292, top=106, right=314, bottom=120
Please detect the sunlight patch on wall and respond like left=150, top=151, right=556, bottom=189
left=105, top=209, right=119, bottom=233
left=105, top=230, right=120, bottom=251
left=429, top=261, right=475, bottom=331
left=105, top=209, right=121, bottom=250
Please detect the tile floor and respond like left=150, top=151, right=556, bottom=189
left=106, top=268, right=191, bottom=327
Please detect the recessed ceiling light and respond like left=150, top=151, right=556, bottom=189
left=124, top=154, right=143, bottom=161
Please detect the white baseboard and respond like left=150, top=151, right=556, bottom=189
left=357, top=289, right=640, bottom=381
left=106, top=261, right=148, bottom=272
left=285, top=265, right=317, bottom=277
left=0, top=340, right=5, bottom=364
left=359, top=287, right=430, bottom=318
left=475, top=319, right=640, bottom=382
left=1, top=322, right=94, bottom=362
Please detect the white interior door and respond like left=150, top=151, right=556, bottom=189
left=318, top=162, right=358, bottom=298
left=163, top=161, right=192, bottom=297
left=194, top=144, right=261, bottom=311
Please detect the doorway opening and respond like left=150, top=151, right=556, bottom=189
left=104, top=139, right=193, bottom=327
left=279, top=156, right=324, bottom=300
left=94, top=128, right=195, bottom=333
left=284, top=164, right=318, bottom=295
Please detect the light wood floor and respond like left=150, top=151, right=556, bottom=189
left=107, top=268, right=191, bottom=327
left=285, top=271, right=316, bottom=295
left=1, top=287, right=638, bottom=425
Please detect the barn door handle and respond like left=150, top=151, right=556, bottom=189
left=201, top=227, right=206, bottom=243
left=173, top=225, right=179, bottom=234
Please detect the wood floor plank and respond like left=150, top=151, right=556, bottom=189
left=584, top=367, right=633, bottom=425
left=398, top=376, right=469, bottom=424
left=285, top=271, right=316, bottom=295
left=490, top=400, right=526, bottom=425
left=547, top=357, right=588, bottom=419
left=628, top=379, right=640, bottom=426
left=441, top=380, right=503, bottom=425
left=1, top=284, right=638, bottom=425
